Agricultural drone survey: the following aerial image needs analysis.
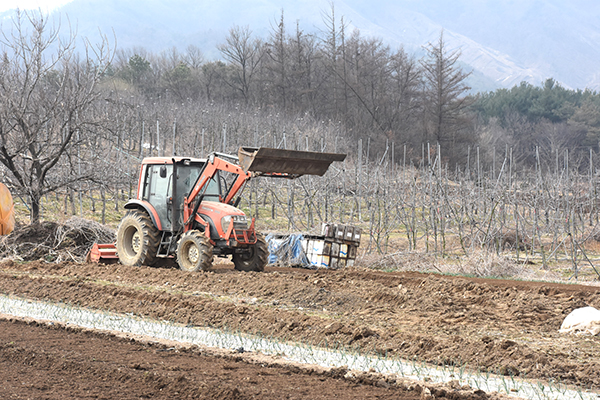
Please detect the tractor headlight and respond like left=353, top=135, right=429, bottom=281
left=221, top=214, right=248, bottom=233
left=233, top=214, right=248, bottom=230
left=221, top=215, right=232, bottom=233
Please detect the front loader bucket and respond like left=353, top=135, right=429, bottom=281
left=238, top=147, right=346, bottom=177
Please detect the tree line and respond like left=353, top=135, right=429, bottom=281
left=107, top=7, right=473, bottom=165
left=107, top=8, right=600, bottom=171
left=475, top=79, right=600, bottom=168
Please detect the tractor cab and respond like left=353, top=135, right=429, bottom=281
left=138, top=157, right=220, bottom=232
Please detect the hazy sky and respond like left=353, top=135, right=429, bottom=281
left=0, top=0, right=72, bottom=12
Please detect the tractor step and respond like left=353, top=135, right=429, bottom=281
left=86, top=243, right=118, bottom=264
left=238, top=147, right=346, bottom=177
left=156, top=232, right=175, bottom=257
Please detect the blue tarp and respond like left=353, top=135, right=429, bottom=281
left=265, top=233, right=310, bottom=267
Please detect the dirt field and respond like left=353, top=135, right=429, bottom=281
left=0, top=317, right=426, bottom=399
left=0, top=259, right=599, bottom=399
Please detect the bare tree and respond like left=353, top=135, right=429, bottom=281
left=201, top=61, right=229, bottom=102
left=218, top=25, right=264, bottom=103
left=288, top=21, right=318, bottom=111
left=0, top=11, right=113, bottom=223
left=388, top=47, right=422, bottom=145
left=184, top=44, right=205, bottom=69
left=319, top=2, right=345, bottom=117
left=265, top=10, right=289, bottom=108
left=421, top=31, right=472, bottom=162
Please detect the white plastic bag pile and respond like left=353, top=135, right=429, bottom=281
left=559, top=306, right=600, bottom=336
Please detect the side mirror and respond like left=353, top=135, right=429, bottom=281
left=160, top=165, right=167, bottom=178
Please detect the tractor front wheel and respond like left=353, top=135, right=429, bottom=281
left=176, top=230, right=214, bottom=272
left=233, top=233, right=268, bottom=272
left=116, top=210, right=160, bottom=267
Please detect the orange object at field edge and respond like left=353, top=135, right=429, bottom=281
left=0, top=183, right=15, bottom=235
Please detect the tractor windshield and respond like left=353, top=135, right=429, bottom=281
left=177, top=163, right=220, bottom=202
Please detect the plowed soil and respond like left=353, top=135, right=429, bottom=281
left=0, top=259, right=599, bottom=398
left=0, top=317, right=422, bottom=399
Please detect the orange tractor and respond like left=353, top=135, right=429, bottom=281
left=89, top=147, right=345, bottom=272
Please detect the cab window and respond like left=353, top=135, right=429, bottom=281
left=144, top=164, right=172, bottom=227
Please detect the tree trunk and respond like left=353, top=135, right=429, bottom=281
left=30, top=193, right=41, bottom=224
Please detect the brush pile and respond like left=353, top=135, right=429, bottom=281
left=0, top=217, right=115, bottom=262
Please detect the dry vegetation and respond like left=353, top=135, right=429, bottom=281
left=0, top=217, right=114, bottom=263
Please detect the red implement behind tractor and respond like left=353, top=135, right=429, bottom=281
left=89, top=147, right=345, bottom=272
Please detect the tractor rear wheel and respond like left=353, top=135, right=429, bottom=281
left=116, top=210, right=160, bottom=267
left=233, top=233, right=268, bottom=272
left=176, top=230, right=214, bottom=272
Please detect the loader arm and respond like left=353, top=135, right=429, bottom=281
left=182, top=155, right=250, bottom=231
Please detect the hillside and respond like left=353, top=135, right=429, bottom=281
left=1, top=0, right=599, bottom=91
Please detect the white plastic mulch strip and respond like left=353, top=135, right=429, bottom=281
left=0, top=294, right=597, bottom=400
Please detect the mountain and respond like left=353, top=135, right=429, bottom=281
left=2, top=0, right=599, bottom=92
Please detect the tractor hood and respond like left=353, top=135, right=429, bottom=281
left=198, top=200, right=245, bottom=218
left=197, top=200, right=251, bottom=239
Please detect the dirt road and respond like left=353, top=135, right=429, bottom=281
left=0, top=259, right=598, bottom=397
